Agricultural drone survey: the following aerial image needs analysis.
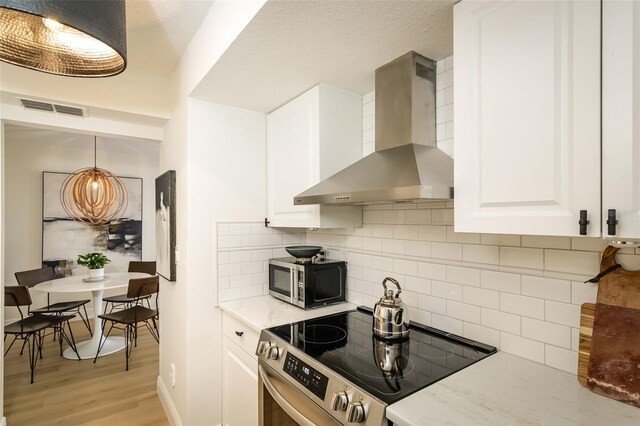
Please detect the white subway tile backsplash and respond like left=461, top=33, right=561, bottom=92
left=463, top=323, right=500, bottom=347
left=480, top=270, right=521, bottom=294
left=521, top=276, right=571, bottom=303
left=393, top=225, right=418, bottom=240
left=481, top=308, right=521, bottom=335
left=362, top=237, right=382, bottom=252
left=371, top=224, right=394, bottom=238
left=405, top=209, right=431, bottom=225
left=393, top=259, right=418, bottom=276
left=218, top=252, right=230, bottom=265
left=500, top=333, right=545, bottom=364
left=219, top=235, right=242, bottom=248
left=363, top=210, right=383, bottom=224
left=463, top=244, right=499, bottom=265
left=418, top=262, right=447, bottom=281
left=405, top=276, right=431, bottom=295
left=447, top=301, right=481, bottom=323
left=431, top=314, right=463, bottom=335
left=431, top=209, right=454, bottom=225
left=480, top=234, right=521, bottom=247
left=545, top=300, right=580, bottom=327
left=463, top=287, right=500, bottom=310
left=446, top=227, right=480, bottom=244
left=544, top=249, right=600, bottom=275
left=404, top=241, right=431, bottom=257
left=545, top=345, right=578, bottom=374
left=229, top=251, right=252, bottom=263
left=382, top=239, right=404, bottom=255
left=418, top=294, right=446, bottom=315
left=522, top=318, right=571, bottom=349
left=418, top=225, right=446, bottom=242
left=241, top=235, right=262, bottom=247
left=521, top=235, right=571, bottom=250
left=571, top=237, right=609, bottom=252
left=431, top=242, right=462, bottom=260
left=382, top=210, right=405, bottom=225
left=571, top=281, right=598, bottom=305
left=500, top=293, right=545, bottom=320
left=446, top=266, right=480, bottom=287
left=432, top=281, right=463, bottom=301
left=500, top=247, right=544, bottom=269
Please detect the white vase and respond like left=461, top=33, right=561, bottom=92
left=89, top=268, right=104, bottom=279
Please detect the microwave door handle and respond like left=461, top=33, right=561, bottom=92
left=258, top=365, right=315, bottom=426
left=291, top=268, right=297, bottom=303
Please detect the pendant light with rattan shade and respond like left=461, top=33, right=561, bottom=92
left=61, top=137, right=128, bottom=225
left=0, top=0, right=127, bottom=77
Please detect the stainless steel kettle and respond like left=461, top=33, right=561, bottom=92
left=373, top=277, right=410, bottom=340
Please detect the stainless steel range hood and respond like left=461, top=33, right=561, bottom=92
left=294, top=51, right=453, bottom=206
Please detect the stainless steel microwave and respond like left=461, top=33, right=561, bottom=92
left=268, top=258, right=346, bottom=309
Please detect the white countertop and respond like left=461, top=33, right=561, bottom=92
left=387, top=352, right=640, bottom=425
left=217, top=295, right=357, bottom=332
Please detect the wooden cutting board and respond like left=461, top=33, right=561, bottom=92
left=578, top=303, right=595, bottom=387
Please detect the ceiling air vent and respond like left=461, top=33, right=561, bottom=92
left=19, top=98, right=87, bottom=117
left=53, top=104, right=85, bottom=116
left=20, top=99, right=54, bottom=112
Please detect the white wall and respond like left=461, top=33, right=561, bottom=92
left=157, top=2, right=267, bottom=424
left=2, top=125, right=159, bottom=320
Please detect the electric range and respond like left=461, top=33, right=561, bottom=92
left=256, top=307, right=497, bottom=425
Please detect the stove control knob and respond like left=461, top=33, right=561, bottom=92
left=346, top=401, right=365, bottom=423
left=331, top=391, right=349, bottom=411
left=257, top=341, right=270, bottom=356
left=266, top=345, right=280, bottom=360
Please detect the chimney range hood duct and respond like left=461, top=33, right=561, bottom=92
left=294, top=51, right=453, bottom=206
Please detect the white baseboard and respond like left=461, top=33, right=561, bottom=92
left=1, top=416, right=6, bottom=426
left=157, top=375, right=182, bottom=426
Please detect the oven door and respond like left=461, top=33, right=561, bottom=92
left=258, top=363, right=339, bottom=426
left=268, top=261, right=295, bottom=303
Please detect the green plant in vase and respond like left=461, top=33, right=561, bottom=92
left=77, top=252, right=110, bottom=280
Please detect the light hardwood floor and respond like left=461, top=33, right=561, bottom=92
left=4, top=319, right=169, bottom=426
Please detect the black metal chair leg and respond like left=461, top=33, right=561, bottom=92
left=63, top=320, right=81, bottom=360
left=29, top=334, right=36, bottom=384
left=81, top=304, right=92, bottom=335
left=125, top=325, right=130, bottom=371
left=4, top=335, right=18, bottom=357
left=19, top=337, right=28, bottom=355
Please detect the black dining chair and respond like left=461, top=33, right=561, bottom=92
left=103, top=261, right=156, bottom=313
left=15, top=266, right=92, bottom=335
left=4, top=286, right=80, bottom=383
left=94, top=275, right=159, bottom=371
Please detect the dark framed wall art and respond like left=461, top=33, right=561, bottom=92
left=42, top=171, right=143, bottom=275
left=155, top=170, right=176, bottom=281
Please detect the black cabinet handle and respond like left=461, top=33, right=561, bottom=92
left=578, top=210, right=590, bottom=235
left=235, top=331, right=244, bottom=337
left=607, top=209, right=618, bottom=236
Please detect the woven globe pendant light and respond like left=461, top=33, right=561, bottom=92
left=0, top=0, right=127, bottom=77
left=61, top=137, right=128, bottom=225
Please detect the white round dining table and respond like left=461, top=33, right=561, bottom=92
left=34, top=271, right=150, bottom=360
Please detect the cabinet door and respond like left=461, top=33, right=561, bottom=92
left=602, top=0, right=640, bottom=239
left=267, top=88, right=321, bottom=228
left=222, top=336, right=258, bottom=426
left=454, top=0, right=601, bottom=236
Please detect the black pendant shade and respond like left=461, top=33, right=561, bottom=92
left=0, top=0, right=127, bottom=77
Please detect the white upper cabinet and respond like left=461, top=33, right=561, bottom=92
left=602, top=0, right=640, bottom=240
left=454, top=0, right=601, bottom=237
left=267, top=85, right=363, bottom=228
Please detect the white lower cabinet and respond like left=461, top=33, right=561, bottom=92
left=222, top=313, right=259, bottom=426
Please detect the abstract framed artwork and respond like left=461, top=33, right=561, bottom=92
left=155, top=170, right=176, bottom=281
left=42, top=171, right=143, bottom=275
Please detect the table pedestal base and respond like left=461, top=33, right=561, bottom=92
left=64, top=336, right=126, bottom=360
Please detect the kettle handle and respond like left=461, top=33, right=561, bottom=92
left=382, top=277, right=402, bottom=298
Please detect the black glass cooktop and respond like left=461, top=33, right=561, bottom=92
left=267, top=308, right=496, bottom=404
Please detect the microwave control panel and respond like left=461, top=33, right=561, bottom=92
left=283, top=352, right=328, bottom=400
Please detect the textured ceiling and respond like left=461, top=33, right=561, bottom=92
left=125, top=0, right=213, bottom=77
left=192, top=0, right=455, bottom=113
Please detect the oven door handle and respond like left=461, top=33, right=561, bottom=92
left=258, top=364, right=316, bottom=426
